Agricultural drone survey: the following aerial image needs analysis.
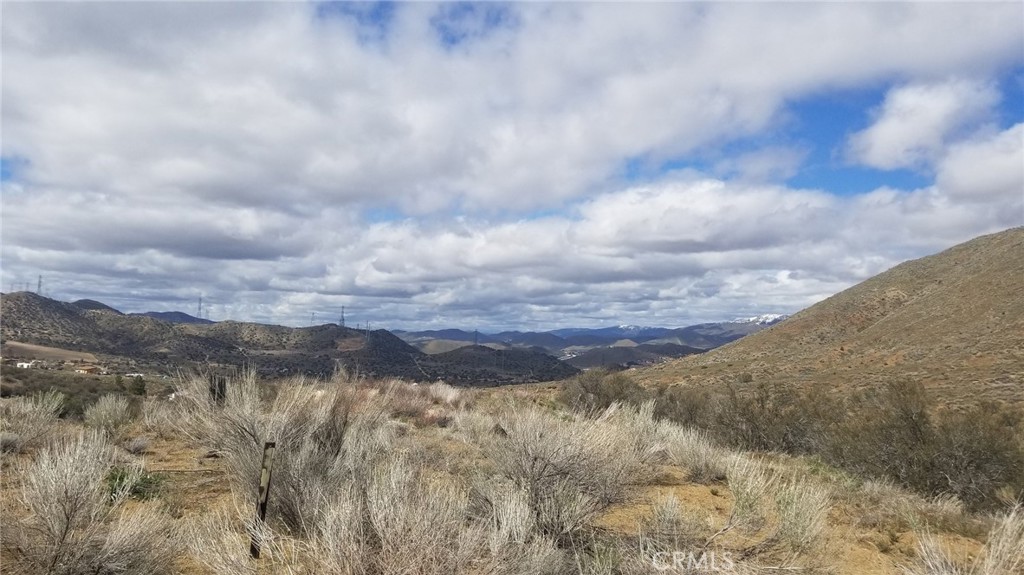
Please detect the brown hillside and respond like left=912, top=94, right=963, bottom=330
left=636, top=227, right=1024, bottom=405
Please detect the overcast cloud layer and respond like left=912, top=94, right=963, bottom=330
left=2, top=2, right=1022, bottom=331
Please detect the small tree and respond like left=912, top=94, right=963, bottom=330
left=130, top=376, right=147, bottom=396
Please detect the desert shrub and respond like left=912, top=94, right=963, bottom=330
left=187, top=507, right=301, bottom=575
left=709, top=382, right=840, bottom=454
left=122, top=431, right=149, bottom=454
left=427, top=381, right=466, bottom=407
left=83, top=394, right=133, bottom=436
left=188, top=452, right=569, bottom=575
left=363, top=456, right=487, bottom=574
left=488, top=407, right=648, bottom=544
left=827, top=382, right=1024, bottom=511
left=0, top=390, right=64, bottom=453
left=451, top=409, right=499, bottom=444
left=10, top=430, right=177, bottom=575
left=652, top=385, right=713, bottom=429
left=826, top=380, right=935, bottom=486
left=908, top=505, right=1024, bottom=575
left=560, top=369, right=649, bottom=414
left=651, top=377, right=1023, bottom=512
left=141, top=397, right=177, bottom=438
left=380, top=381, right=433, bottom=419
left=926, top=403, right=1024, bottom=510
left=174, top=370, right=397, bottom=536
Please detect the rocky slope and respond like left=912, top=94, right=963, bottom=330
left=636, top=227, right=1024, bottom=405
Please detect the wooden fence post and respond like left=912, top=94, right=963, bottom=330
left=249, top=441, right=277, bottom=559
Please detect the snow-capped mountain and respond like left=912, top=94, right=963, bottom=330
left=731, top=314, right=788, bottom=325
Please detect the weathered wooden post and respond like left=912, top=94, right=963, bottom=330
left=249, top=441, right=277, bottom=559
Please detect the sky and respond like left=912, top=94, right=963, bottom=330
left=1, top=2, right=1022, bottom=332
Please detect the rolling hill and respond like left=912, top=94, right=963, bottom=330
left=0, top=293, right=577, bottom=385
left=563, top=342, right=705, bottom=369
left=635, top=227, right=1024, bottom=405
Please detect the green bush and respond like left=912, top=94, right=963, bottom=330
left=652, top=385, right=712, bottom=429
left=558, top=369, right=649, bottom=413
left=130, top=375, right=147, bottom=395
left=106, top=466, right=165, bottom=500
left=639, top=374, right=1024, bottom=512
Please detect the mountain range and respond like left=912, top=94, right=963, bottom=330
left=0, top=294, right=578, bottom=385
left=392, top=316, right=785, bottom=368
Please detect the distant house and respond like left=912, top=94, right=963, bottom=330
left=75, top=365, right=102, bottom=374
left=16, top=360, right=39, bottom=369
left=125, top=372, right=146, bottom=378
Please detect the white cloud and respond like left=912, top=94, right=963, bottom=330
left=846, top=79, right=1000, bottom=170
left=936, top=123, right=1024, bottom=204
left=1, top=3, right=1021, bottom=330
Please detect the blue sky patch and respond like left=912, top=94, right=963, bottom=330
left=430, top=2, right=518, bottom=48
left=315, top=1, right=397, bottom=45
left=0, top=156, right=29, bottom=182
left=618, top=83, right=940, bottom=195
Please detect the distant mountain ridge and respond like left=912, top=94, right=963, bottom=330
left=131, top=311, right=214, bottom=325
left=397, top=316, right=784, bottom=349
left=0, top=293, right=577, bottom=385
left=394, top=317, right=785, bottom=369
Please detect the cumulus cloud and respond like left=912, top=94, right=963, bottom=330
left=936, top=123, right=1024, bottom=203
left=846, top=79, right=1001, bottom=170
left=1, top=2, right=1021, bottom=330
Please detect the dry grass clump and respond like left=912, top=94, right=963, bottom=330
left=666, top=426, right=730, bottom=484
left=7, top=430, right=177, bottom=575
left=638, top=495, right=708, bottom=554
left=83, top=394, right=133, bottom=436
left=122, top=435, right=150, bottom=455
left=772, top=476, right=831, bottom=552
left=0, top=390, right=64, bottom=453
left=907, top=505, right=1024, bottom=575
left=849, top=479, right=985, bottom=538
left=451, top=409, right=499, bottom=443
left=376, top=379, right=470, bottom=426
left=427, top=381, right=467, bottom=407
left=141, top=396, right=178, bottom=438
left=726, top=456, right=776, bottom=530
